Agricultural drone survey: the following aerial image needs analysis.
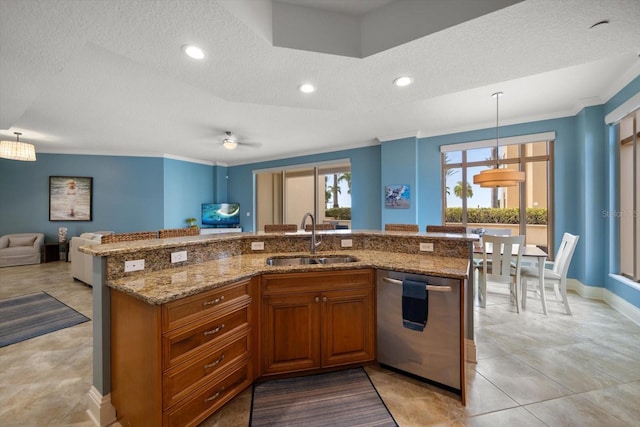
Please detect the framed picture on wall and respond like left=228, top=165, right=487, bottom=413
left=49, top=176, right=93, bottom=221
left=385, top=184, right=410, bottom=209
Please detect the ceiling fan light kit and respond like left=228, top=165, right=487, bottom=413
left=222, top=140, right=238, bottom=150
left=222, top=131, right=238, bottom=150
left=472, top=92, right=525, bottom=188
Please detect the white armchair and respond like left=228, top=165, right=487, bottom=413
left=0, top=233, right=45, bottom=267
left=70, top=231, right=113, bottom=285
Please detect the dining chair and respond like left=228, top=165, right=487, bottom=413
left=479, top=234, right=525, bottom=312
left=385, top=224, right=419, bottom=232
left=304, top=223, right=336, bottom=231
left=426, top=225, right=467, bottom=233
left=521, top=232, right=579, bottom=315
left=158, top=227, right=200, bottom=238
left=101, top=231, right=158, bottom=243
left=264, top=224, right=298, bottom=233
left=473, top=228, right=512, bottom=267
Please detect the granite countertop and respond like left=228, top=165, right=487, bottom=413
left=81, top=230, right=478, bottom=256
left=107, top=250, right=471, bottom=305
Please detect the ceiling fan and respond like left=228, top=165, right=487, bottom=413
left=221, top=131, right=260, bottom=150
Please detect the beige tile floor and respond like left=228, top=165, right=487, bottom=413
left=1, top=262, right=639, bottom=426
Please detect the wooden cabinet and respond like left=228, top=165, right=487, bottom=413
left=261, top=269, right=375, bottom=376
left=110, top=277, right=257, bottom=427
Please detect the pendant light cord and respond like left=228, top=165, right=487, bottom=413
left=493, top=92, right=503, bottom=168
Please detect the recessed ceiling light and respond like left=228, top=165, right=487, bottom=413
left=393, top=76, right=413, bottom=87
left=182, top=45, right=205, bottom=60
left=299, top=83, right=316, bottom=93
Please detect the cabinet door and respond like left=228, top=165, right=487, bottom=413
left=262, top=293, right=321, bottom=375
left=321, top=287, right=375, bottom=367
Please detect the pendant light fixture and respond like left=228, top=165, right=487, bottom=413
left=0, top=132, right=37, bottom=162
left=473, top=92, right=524, bottom=187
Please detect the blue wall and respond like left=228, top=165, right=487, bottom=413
left=214, top=165, right=228, bottom=203
left=0, top=154, right=204, bottom=242
left=577, top=105, right=607, bottom=286
left=381, top=137, right=419, bottom=226
left=227, top=146, right=381, bottom=232
left=163, top=158, right=215, bottom=228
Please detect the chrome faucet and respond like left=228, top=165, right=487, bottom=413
left=301, top=212, right=322, bottom=254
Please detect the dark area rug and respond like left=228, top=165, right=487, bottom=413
left=250, top=368, right=398, bottom=427
left=0, top=291, right=90, bottom=347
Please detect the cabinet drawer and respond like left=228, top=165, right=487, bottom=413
left=164, top=362, right=251, bottom=427
left=163, top=331, right=250, bottom=409
left=163, top=305, right=249, bottom=370
left=162, top=280, right=251, bottom=331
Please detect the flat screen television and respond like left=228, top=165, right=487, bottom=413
left=201, top=203, right=240, bottom=227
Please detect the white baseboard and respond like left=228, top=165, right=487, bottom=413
left=465, top=338, right=477, bottom=364
left=567, top=279, right=640, bottom=326
left=86, top=386, right=118, bottom=427
left=603, top=288, right=640, bottom=326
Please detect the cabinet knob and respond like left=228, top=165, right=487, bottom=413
left=314, top=296, right=320, bottom=303
left=322, top=296, right=327, bottom=302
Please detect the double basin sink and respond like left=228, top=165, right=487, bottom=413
left=266, top=255, right=358, bottom=266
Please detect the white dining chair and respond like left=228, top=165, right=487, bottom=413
left=479, top=234, right=525, bottom=312
left=521, top=232, right=579, bottom=315
left=473, top=228, right=514, bottom=268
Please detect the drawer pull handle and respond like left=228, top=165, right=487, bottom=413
left=203, top=324, right=225, bottom=336
left=204, top=354, right=225, bottom=369
left=203, top=296, right=225, bottom=306
left=204, top=387, right=224, bottom=403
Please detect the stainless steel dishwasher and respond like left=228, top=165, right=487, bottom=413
left=376, top=270, right=461, bottom=393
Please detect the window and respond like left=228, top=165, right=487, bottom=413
left=619, top=110, right=639, bottom=281
left=441, top=133, right=554, bottom=256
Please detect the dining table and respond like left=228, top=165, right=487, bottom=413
left=473, top=241, right=548, bottom=312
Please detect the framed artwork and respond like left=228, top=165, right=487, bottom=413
left=49, top=176, right=93, bottom=221
left=385, top=184, right=410, bottom=209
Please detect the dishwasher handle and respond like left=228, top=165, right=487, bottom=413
left=382, top=276, right=452, bottom=292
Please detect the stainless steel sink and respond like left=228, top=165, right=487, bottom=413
left=266, top=255, right=358, bottom=266
left=313, top=256, right=358, bottom=264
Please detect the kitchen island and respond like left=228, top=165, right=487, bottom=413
left=81, top=230, right=476, bottom=426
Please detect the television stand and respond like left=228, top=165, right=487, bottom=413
left=200, top=227, right=242, bottom=235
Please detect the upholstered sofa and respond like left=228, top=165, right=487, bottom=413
left=0, top=233, right=45, bottom=267
left=70, top=231, right=113, bottom=285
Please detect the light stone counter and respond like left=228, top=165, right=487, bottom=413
left=107, top=250, right=471, bottom=305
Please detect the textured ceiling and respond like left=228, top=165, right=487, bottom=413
left=277, top=0, right=396, bottom=16
left=0, top=0, right=639, bottom=166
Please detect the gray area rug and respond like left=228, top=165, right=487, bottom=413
left=250, top=368, right=398, bottom=427
left=0, top=291, right=90, bottom=347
